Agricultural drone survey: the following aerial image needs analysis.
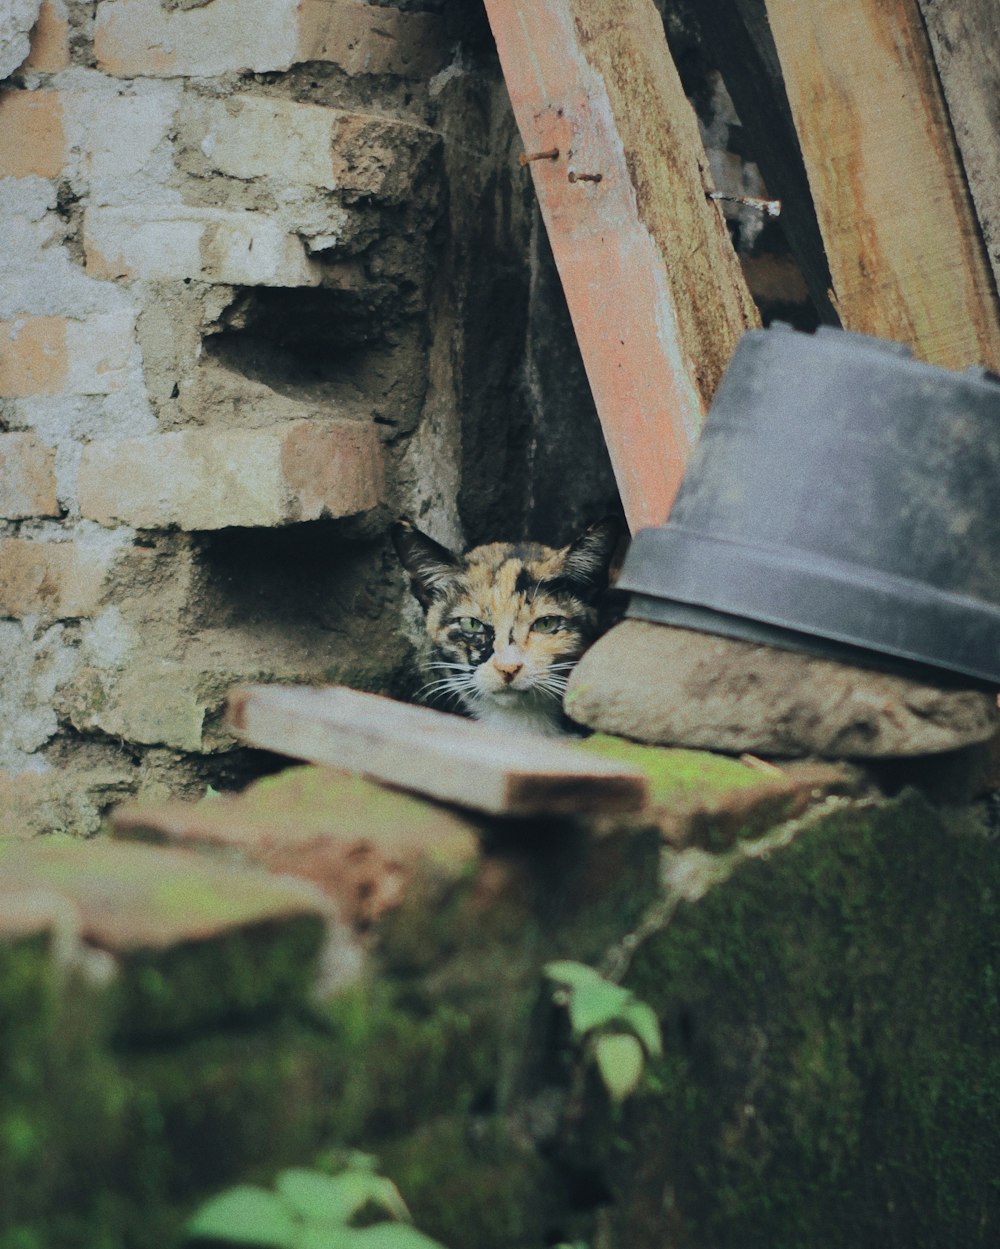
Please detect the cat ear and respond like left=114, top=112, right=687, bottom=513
left=391, top=519, right=461, bottom=611
left=562, top=516, right=621, bottom=588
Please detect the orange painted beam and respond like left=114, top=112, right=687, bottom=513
left=484, top=0, right=758, bottom=532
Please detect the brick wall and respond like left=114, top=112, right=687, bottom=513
left=0, top=0, right=619, bottom=833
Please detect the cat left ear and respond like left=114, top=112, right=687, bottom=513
left=562, top=516, right=622, bottom=588
left=391, top=519, right=461, bottom=611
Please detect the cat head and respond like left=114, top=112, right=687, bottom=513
left=391, top=517, right=619, bottom=727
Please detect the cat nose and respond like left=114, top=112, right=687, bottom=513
left=492, top=646, right=524, bottom=682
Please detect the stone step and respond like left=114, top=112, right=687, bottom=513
left=0, top=837, right=329, bottom=1038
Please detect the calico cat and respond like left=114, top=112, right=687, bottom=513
left=392, top=517, right=619, bottom=735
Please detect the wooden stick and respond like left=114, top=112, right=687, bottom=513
left=226, top=685, right=648, bottom=818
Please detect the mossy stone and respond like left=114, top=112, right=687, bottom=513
left=601, top=793, right=1000, bottom=1248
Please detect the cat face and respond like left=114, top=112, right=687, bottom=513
left=392, top=518, right=619, bottom=733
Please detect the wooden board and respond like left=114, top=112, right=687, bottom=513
left=484, top=0, right=759, bottom=532
left=916, top=0, right=1000, bottom=299
left=226, top=685, right=648, bottom=818
left=765, top=0, right=1000, bottom=371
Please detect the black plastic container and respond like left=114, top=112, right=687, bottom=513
left=619, top=324, right=1000, bottom=686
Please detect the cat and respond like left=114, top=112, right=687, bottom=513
left=392, top=516, right=620, bottom=736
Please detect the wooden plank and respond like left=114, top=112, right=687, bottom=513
left=764, top=0, right=1000, bottom=371
left=484, top=0, right=759, bottom=532
left=916, top=0, right=1000, bottom=298
left=226, top=685, right=648, bottom=818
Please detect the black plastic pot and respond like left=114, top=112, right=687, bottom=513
left=618, top=324, right=1000, bottom=686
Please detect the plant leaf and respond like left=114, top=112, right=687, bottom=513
left=186, top=1186, right=298, bottom=1247
left=565, top=979, right=633, bottom=1040
left=543, top=960, right=605, bottom=989
left=622, top=999, right=663, bottom=1059
left=593, top=1032, right=646, bottom=1103
left=277, top=1170, right=409, bottom=1227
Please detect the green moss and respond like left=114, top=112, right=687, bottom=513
left=603, top=794, right=1000, bottom=1248
left=577, top=735, right=770, bottom=806
left=379, top=1116, right=558, bottom=1249
left=112, top=913, right=325, bottom=1040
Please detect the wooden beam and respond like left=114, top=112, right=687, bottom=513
left=226, top=685, right=648, bottom=818
left=484, top=0, right=759, bottom=532
left=916, top=0, right=1000, bottom=299
left=764, top=0, right=1000, bottom=371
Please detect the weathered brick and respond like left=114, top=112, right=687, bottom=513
left=0, top=316, right=67, bottom=397
left=78, top=419, right=383, bottom=531
left=0, top=89, right=64, bottom=178
left=62, top=83, right=180, bottom=208
left=94, top=0, right=444, bottom=79
left=65, top=312, right=136, bottom=395
left=297, top=0, right=446, bottom=78
left=0, top=433, right=59, bottom=520
left=69, top=662, right=206, bottom=753
left=112, top=765, right=482, bottom=931
left=94, top=0, right=301, bottom=77
left=83, top=206, right=322, bottom=287
left=0, top=538, right=109, bottom=620
left=189, top=94, right=437, bottom=197
left=22, top=0, right=70, bottom=73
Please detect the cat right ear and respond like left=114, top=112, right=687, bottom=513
left=391, top=519, right=460, bottom=611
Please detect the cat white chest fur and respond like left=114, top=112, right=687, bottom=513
left=469, top=691, right=570, bottom=737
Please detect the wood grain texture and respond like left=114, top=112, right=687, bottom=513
left=916, top=0, right=1000, bottom=298
left=765, top=0, right=1000, bottom=370
left=484, top=0, right=758, bottom=531
left=226, top=685, right=648, bottom=817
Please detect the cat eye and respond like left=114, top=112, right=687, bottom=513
left=455, top=616, right=487, bottom=634
left=531, top=615, right=565, bottom=634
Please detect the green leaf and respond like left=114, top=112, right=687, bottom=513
left=186, top=1186, right=298, bottom=1247
left=296, top=1226, right=364, bottom=1249
left=277, top=1170, right=409, bottom=1228
left=565, top=979, right=633, bottom=1040
left=543, top=960, right=605, bottom=989
left=622, top=1000, right=663, bottom=1059
left=593, top=1032, right=646, bottom=1103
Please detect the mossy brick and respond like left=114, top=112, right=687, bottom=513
left=578, top=733, right=858, bottom=849
left=112, top=765, right=482, bottom=930
left=0, top=839, right=328, bottom=1038
left=0, top=895, right=126, bottom=1245
left=595, top=793, right=1000, bottom=1248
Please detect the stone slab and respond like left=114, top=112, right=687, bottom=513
left=579, top=733, right=862, bottom=849
left=0, top=838, right=330, bottom=1036
left=112, top=764, right=482, bottom=930
left=565, top=620, right=1000, bottom=758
